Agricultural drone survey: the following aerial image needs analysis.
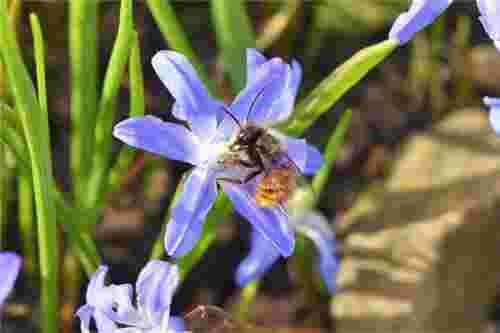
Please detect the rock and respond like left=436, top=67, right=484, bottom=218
left=332, top=109, right=500, bottom=333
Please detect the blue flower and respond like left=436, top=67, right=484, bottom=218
left=236, top=212, right=338, bottom=295
left=0, top=252, right=21, bottom=307
left=484, top=97, right=500, bottom=133
left=477, top=0, right=500, bottom=51
left=389, top=0, right=453, bottom=45
left=76, top=261, right=184, bottom=333
left=113, top=49, right=323, bottom=259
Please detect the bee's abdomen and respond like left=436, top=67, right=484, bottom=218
left=255, top=168, right=294, bottom=207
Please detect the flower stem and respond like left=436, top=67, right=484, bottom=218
left=18, top=169, right=36, bottom=278
left=69, top=0, right=99, bottom=201
left=281, top=39, right=398, bottom=136
left=0, top=6, right=60, bottom=331
left=86, top=0, right=134, bottom=209
left=109, top=30, right=145, bottom=193
left=235, top=280, right=260, bottom=322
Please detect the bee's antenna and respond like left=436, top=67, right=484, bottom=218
left=220, top=105, right=243, bottom=129
left=246, top=83, right=271, bottom=123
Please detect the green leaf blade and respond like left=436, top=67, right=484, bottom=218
left=282, top=39, right=398, bottom=136
left=211, top=0, right=256, bottom=92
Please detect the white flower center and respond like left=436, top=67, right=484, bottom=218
left=196, top=139, right=231, bottom=167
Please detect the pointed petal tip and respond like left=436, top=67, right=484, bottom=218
left=389, top=0, right=452, bottom=45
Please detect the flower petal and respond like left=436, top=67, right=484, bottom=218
left=478, top=0, right=500, bottom=50
left=230, top=58, right=288, bottom=125
left=165, top=167, right=218, bottom=257
left=246, top=48, right=267, bottom=85
left=484, top=97, right=500, bottom=134
left=293, top=212, right=338, bottom=294
left=113, top=328, right=142, bottom=333
left=152, top=51, right=221, bottom=138
left=389, top=0, right=452, bottom=45
left=257, top=60, right=303, bottom=125
left=222, top=182, right=295, bottom=257
left=136, top=261, right=179, bottom=326
left=278, top=135, right=323, bottom=175
left=168, top=316, right=186, bottom=332
left=76, top=304, right=94, bottom=333
left=236, top=229, right=281, bottom=287
left=94, top=309, right=118, bottom=333
left=0, top=252, right=21, bottom=306
left=106, top=285, right=144, bottom=327
left=85, top=266, right=109, bottom=305
left=304, top=143, right=324, bottom=175
left=113, top=116, right=204, bottom=166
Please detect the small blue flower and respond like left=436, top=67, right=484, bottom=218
left=236, top=212, right=338, bottom=295
left=113, top=49, right=323, bottom=259
left=477, top=0, right=500, bottom=51
left=484, top=97, right=500, bottom=133
left=389, top=0, right=453, bottom=45
left=0, top=252, right=21, bottom=307
left=76, top=261, right=185, bottom=333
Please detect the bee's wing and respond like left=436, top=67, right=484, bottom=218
left=280, top=154, right=318, bottom=211
left=183, top=305, right=249, bottom=333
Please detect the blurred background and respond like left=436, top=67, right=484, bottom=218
left=3, top=1, right=500, bottom=333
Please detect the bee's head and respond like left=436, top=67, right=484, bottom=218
left=237, top=125, right=264, bottom=146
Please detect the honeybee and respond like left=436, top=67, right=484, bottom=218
left=218, top=110, right=303, bottom=211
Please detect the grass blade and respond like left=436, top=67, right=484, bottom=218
left=0, top=5, right=59, bottom=331
left=146, top=0, right=215, bottom=94
left=211, top=0, right=256, bottom=92
left=312, top=109, right=352, bottom=194
left=18, top=168, right=36, bottom=277
left=109, top=30, right=145, bottom=193
left=281, top=39, right=398, bottom=136
left=69, top=0, right=99, bottom=200
left=86, top=0, right=134, bottom=208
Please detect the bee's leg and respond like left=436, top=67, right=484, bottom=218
left=243, top=169, right=262, bottom=183
left=239, top=160, right=257, bottom=168
left=216, top=177, right=245, bottom=185
left=277, top=204, right=289, bottom=217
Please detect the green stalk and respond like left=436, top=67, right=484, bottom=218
left=211, top=0, right=256, bottom=92
left=430, top=14, right=446, bottom=116
left=54, top=190, right=100, bottom=275
left=69, top=0, right=98, bottom=200
left=312, top=109, right=352, bottom=195
left=86, top=0, right=134, bottom=209
left=109, top=30, right=145, bottom=193
left=0, top=6, right=59, bottom=332
left=451, top=15, right=472, bottom=108
left=292, top=110, right=352, bottom=296
left=29, top=13, right=59, bottom=333
left=0, top=115, right=30, bottom=172
left=0, top=101, right=100, bottom=276
left=0, top=139, right=9, bottom=249
left=235, top=280, right=260, bottom=322
left=18, top=169, right=36, bottom=277
left=0, top=0, right=22, bottom=250
left=281, top=39, right=398, bottom=136
left=146, top=0, right=215, bottom=94
left=0, top=71, right=6, bottom=249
